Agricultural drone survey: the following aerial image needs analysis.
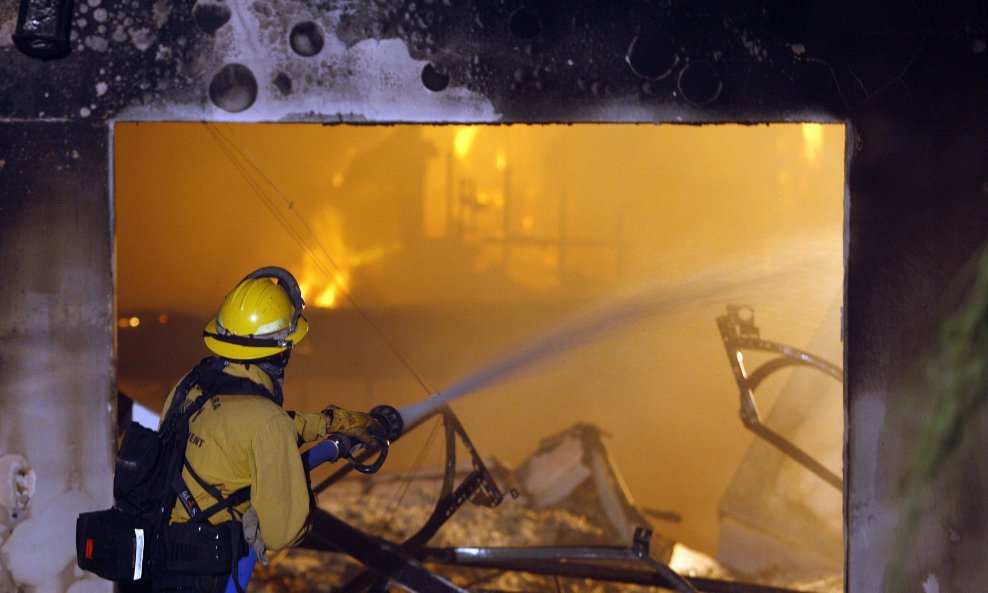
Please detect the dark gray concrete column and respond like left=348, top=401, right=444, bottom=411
left=846, top=105, right=988, bottom=592
left=0, top=121, right=114, bottom=591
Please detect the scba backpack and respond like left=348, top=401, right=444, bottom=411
left=76, top=358, right=269, bottom=583
left=76, top=420, right=169, bottom=581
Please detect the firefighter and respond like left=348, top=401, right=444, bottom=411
left=154, top=267, right=382, bottom=593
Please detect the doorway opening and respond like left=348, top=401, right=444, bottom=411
left=114, top=121, right=845, bottom=591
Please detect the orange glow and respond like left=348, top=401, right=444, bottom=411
left=495, top=150, right=507, bottom=171
left=802, top=123, right=824, bottom=163
left=114, top=122, right=844, bottom=560
left=312, top=284, right=340, bottom=308
left=454, top=127, right=479, bottom=159
left=298, top=268, right=347, bottom=310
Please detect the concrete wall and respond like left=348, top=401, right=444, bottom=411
left=0, top=122, right=115, bottom=593
left=846, top=102, right=988, bottom=591
left=0, top=1, right=986, bottom=592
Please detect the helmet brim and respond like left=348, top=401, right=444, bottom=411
left=203, top=316, right=309, bottom=361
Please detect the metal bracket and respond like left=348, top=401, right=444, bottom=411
left=331, top=406, right=505, bottom=593
left=632, top=526, right=651, bottom=558
left=717, top=306, right=843, bottom=491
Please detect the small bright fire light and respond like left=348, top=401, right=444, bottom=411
left=129, top=317, right=140, bottom=327
left=495, top=150, right=507, bottom=171
left=454, top=127, right=479, bottom=159
left=312, top=285, right=338, bottom=308
left=299, top=271, right=348, bottom=309
left=801, top=123, right=824, bottom=163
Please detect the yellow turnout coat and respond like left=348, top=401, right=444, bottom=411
left=159, top=361, right=330, bottom=550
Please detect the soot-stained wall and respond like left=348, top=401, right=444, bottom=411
left=1, top=1, right=987, bottom=592
left=0, top=122, right=114, bottom=592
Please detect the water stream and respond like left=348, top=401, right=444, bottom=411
left=395, top=255, right=808, bottom=430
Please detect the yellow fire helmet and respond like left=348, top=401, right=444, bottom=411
left=203, top=266, right=309, bottom=360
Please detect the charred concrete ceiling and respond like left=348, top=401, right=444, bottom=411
left=1, top=0, right=985, bottom=123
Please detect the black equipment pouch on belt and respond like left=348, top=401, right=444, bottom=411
left=76, top=502, right=247, bottom=580
left=76, top=507, right=158, bottom=581
left=76, top=357, right=268, bottom=582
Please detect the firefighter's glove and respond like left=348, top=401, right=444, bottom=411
left=242, top=506, right=268, bottom=565
left=323, top=405, right=386, bottom=447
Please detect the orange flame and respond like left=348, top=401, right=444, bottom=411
left=295, top=208, right=352, bottom=309
left=298, top=265, right=348, bottom=310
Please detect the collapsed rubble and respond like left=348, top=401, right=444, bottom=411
left=250, top=423, right=839, bottom=593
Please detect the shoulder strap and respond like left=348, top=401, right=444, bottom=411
left=169, top=357, right=272, bottom=521
left=151, top=369, right=210, bottom=557
left=159, top=364, right=206, bottom=438
left=182, top=460, right=251, bottom=522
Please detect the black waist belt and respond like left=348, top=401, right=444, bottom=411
left=165, top=519, right=246, bottom=575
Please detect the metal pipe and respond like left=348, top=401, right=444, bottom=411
left=418, top=547, right=812, bottom=593
left=13, top=0, right=73, bottom=59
